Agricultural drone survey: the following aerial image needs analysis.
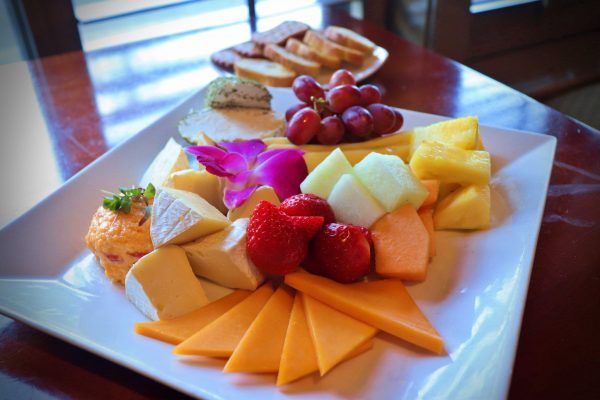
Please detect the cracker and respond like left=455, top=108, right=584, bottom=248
left=210, top=49, right=241, bottom=70
left=233, top=41, right=264, bottom=58
left=252, top=21, right=310, bottom=46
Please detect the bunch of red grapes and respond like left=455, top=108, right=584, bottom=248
left=285, top=69, right=404, bottom=145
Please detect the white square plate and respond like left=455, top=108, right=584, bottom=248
left=0, top=87, right=555, bottom=399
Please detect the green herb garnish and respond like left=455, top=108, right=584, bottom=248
left=102, top=183, right=156, bottom=225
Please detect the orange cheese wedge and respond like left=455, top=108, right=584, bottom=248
left=134, top=290, right=251, bottom=345
left=372, top=204, right=430, bottom=281
left=224, top=286, right=294, bottom=373
left=285, top=273, right=444, bottom=354
left=277, top=293, right=319, bottom=385
left=173, top=284, right=273, bottom=357
left=302, top=294, right=377, bottom=376
left=277, top=294, right=374, bottom=385
left=418, top=206, right=436, bottom=257
left=420, top=179, right=440, bottom=208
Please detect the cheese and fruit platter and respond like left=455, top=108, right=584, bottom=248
left=0, top=32, right=556, bottom=400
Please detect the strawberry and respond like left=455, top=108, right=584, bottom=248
left=289, top=215, right=325, bottom=239
left=246, top=201, right=311, bottom=275
left=351, top=224, right=373, bottom=248
left=280, top=193, right=336, bottom=223
left=303, top=223, right=372, bottom=283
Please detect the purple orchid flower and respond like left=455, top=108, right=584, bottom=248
left=186, top=139, right=307, bottom=209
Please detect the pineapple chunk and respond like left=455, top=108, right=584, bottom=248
left=434, top=185, right=490, bottom=230
left=409, top=141, right=491, bottom=186
left=410, top=116, right=481, bottom=158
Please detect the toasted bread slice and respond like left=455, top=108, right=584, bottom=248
left=234, top=58, right=296, bottom=87
left=324, top=26, right=376, bottom=54
left=285, top=38, right=341, bottom=70
left=303, top=30, right=367, bottom=66
left=263, top=44, right=320, bottom=76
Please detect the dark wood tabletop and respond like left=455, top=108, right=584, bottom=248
left=0, top=6, right=598, bottom=400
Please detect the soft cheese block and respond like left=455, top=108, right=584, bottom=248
left=125, top=245, right=209, bottom=321
left=151, top=187, right=230, bottom=248
left=182, top=218, right=264, bottom=290
left=178, top=108, right=284, bottom=144
left=170, top=169, right=226, bottom=214
left=140, top=138, right=189, bottom=188
left=227, top=186, right=280, bottom=221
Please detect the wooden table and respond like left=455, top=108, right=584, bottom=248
left=0, top=6, right=598, bottom=399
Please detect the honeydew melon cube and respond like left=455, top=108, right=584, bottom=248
left=170, top=169, right=226, bottom=214
left=409, top=141, right=491, bottom=186
left=434, top=184, right=490, bottom=230
left=300, top=148, right=353, bottom=199
left=409, top=116, right=480, bottom=158
left=328, top=173, right=386, bottom=228
left=353, top=153, right=428, bottom=212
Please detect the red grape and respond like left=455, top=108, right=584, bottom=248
left=327, top=84, right=361, bottom=113
left=286, top=103, right=309, bottom=122
left=286, top=108, right=321, bottom=145
left=329, top=69, right=356, bottom=87
left=359, top=84, right=382, bottom=106
left=317, top=115, right=345, bottom=145
left=341, top=106, right=374, bottom=138
left=367, top=103, right=396, bottom=135
left=389, top=108, right=404, bottom=133
left=292, top=75, right=325, bottom=104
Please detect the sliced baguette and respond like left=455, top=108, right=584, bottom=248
left=263, top=44, right=320, bottom=76
left=234, top=58, right=296, bottom=87
left=324, top=26, right=376, bottom=54
left=303, top=30, right=367, bottom=66
left=285, top=38, right=341, bottom=70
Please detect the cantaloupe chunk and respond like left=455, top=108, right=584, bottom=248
left=134, top=290, right=250, bottom=344
left=285, top=273, right=444, bottom=354
left=277, top=294, right=374, bottom=385
left=371, top=205, right=430, bottom=281
left=224, top=287, right=294, bottom=373
left=420, top=179, right=439, bottom=208
left=173, top=284, right=273, bottom=357
left=302, top=294, right=377, bottom=375
left=434, top=184, right=491, bottom=230
left=418, top=207, right=436, bottom=257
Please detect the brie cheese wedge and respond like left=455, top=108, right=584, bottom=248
left=169, top=169, right=226, bottom=214
left=140, top=138, right=189, bottom=188
left=125, top=245, right=208, bottom=320
left=183, top=218, right=264, bottom=290
left=151, top=187, right=229, bottom=248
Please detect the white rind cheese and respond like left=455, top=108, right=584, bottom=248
left=125, top=245, right=209, bottom=321
left=151, top=187, right=230, bottom=248
left=178, top=108, right=284, bottom=144
left=140, top=138, right=189, bottom=188
left=183, top=218, right=264, bottom=290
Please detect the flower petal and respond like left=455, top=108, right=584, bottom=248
left=186, top=145, right=248, bottom=177
left=252, top=149, right=308, bottom=200
left=219, top=140, right=266, bottom=165
left=223, top=185, right=258, bottom=209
